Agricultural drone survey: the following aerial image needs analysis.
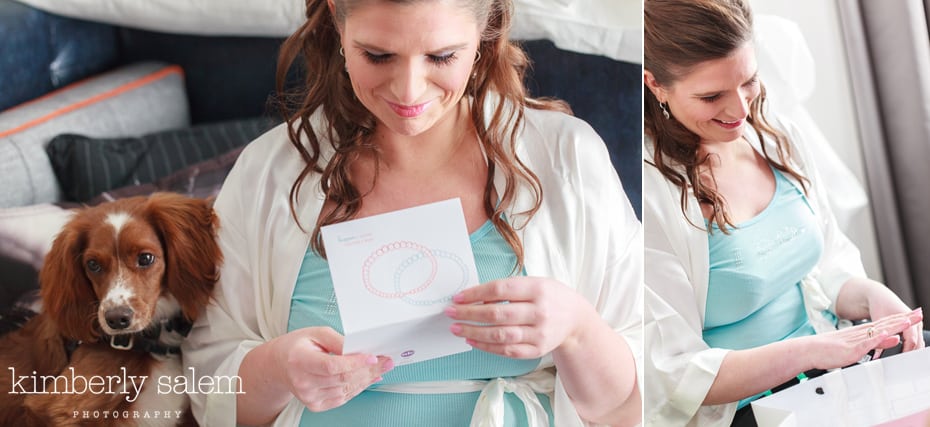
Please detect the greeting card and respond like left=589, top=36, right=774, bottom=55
left=321, top=198, right=479, bottom=365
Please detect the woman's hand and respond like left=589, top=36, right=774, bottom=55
left=805, top=309, right=923, bottom=369
left=866, top=288, right=925, bottom=357
left=835, top=278, right=925, bottom=358
left=443, top=277, right=595, bottom=358
left=270, top=327, right=393, bottom=412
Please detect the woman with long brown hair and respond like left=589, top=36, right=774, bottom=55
left=183, top=0, right=642, bottom=425
left=643, top=0, right=924, bottom=425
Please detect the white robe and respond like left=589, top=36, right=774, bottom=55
left=183, top=98, right=643, bottom=426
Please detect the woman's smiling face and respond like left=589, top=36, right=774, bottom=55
left=340, top=0, right=482, bottom=137
left=652, top=42, right=761, bottom=145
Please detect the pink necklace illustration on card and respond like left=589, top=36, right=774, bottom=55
left=361, top=240, right=469, bottom=305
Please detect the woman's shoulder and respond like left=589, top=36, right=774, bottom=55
left=522, top=106, right=598, bottom=141
left=214, top=122, right=290, bottom=204
left=237, top=122, right=292, bottom=163
left=519, top=105, right=610, bottom=168
left=232, top=114, right=331, bottom=178
left=641, top=133, right=679, bottom=186
left=478, top=94, right=596, bottom=148
left=521, top=109, right=618, bottom=188
left=746, top=112, right=813, bottom=170
left=745, top=109, right=802, bottom=147
left=219, top=118, right=327, bottom=204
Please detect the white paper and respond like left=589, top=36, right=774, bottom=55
left=321, top=198, right=479, bottom=365
left=752, top=346, right=930, bottom=427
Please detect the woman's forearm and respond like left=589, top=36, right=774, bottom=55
left=835, top=277, right=903, bottom=320
left=706, top=307, right=921, bottom=406
left=236, top=338, right=293, bottom=426
left=552, top=307, right=641, bottom=426
left=704, top=337, right=816, bottom=405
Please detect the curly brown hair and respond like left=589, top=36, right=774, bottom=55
left=644, top=0, right=808, bottom=232
left=275, top=0, right=569, bottom=269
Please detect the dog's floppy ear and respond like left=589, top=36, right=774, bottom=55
left=144, top=193, right=222, bottom=322
left=39, top=214, right=99, bottom=342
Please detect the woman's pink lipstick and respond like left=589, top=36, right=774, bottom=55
left=388, top=100, right=431, bottom=118
left=713, top=118, right=743, bottom=130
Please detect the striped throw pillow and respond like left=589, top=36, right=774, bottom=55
left=46, top=117, right=276, bottom=203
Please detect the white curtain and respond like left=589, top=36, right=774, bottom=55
left=836, top=0, right=930, bottom=309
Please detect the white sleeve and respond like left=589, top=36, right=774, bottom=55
left=594, top=139, right=645, bottom=409
left=563, top=121, right=644, bottom=426
left=642, top=163, right=735, bottom=426
left=570, top=118, right=644, bottom=392
left=607, top=221, right=645, bottom=402
left=181, top=144, right=269, bottom=427
left=524, top=115, right=644, bottom=425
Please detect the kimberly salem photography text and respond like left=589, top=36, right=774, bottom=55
left=7, top=366, right=243, bottom=403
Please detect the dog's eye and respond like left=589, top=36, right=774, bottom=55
left=138, top=253, right=155, bottom=267
left=86, top=259, right=102, bottom=273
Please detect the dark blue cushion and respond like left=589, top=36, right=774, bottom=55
left=0, top=0, right=117, bottom=112
left=522, top=40, right=642, bottom=217
left=118, top=29, right=284, bottom=124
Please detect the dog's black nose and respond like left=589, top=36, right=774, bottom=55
left=104, top=307, right=134, bottom=330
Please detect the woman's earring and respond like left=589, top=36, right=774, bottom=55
left=660, top=101, right=670, bottom=120
left=339, top=47, right=348, bottom=72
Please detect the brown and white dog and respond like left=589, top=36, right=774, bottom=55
left=0, top=193, right=221, bottom=426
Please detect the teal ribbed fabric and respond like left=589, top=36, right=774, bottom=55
left=703, top=168, right=825, bottom=409
left=288, top=220, right=553, bottom=426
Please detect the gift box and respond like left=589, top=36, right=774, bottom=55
left=752, top=346, right=930, bottom=426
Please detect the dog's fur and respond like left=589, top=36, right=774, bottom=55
left=0, top=193, right=221, bottom=426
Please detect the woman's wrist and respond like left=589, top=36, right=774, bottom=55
left=553, top=299, right=601, bottom=357
left=757, top=336, right=820, bottom=380
left=265, top=336, right=289, bottom=390
left=790, top=334, right=822, bottom=373
left=238, top=338, right=294, bottom=418
left=550, top=299, right=638, bottom=424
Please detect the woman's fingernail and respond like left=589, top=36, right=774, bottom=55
left=381, top=359, right=394, bottom=373
left=444, top=306, right=457, bottom=318
left=453, top=293, right=465, bottom=303
left=450, top=323, right=463, bottom=335
left=365, top=355, right=378, bottom=365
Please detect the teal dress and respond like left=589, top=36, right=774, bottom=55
left=288, top=220, right=554, bottom=426
left=703, top=167, right=831, bottom=408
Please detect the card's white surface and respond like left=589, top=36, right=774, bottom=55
left=321, top=198, right=479, bottom=365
